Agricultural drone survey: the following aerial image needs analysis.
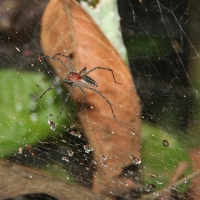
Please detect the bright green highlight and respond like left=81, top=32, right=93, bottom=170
left=0, top=70, right=71, bottom=157
left=142, top=122, right=192, bottom=191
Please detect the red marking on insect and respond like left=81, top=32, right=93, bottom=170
left=68, top=73, right=81, bottom=82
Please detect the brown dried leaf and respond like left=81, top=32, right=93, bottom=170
left=41, top=0, right=141, bottom=197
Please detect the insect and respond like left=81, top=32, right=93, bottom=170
left=36, top=53, right=121, bottom=119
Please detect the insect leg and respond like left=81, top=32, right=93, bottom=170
left=77, top=85, right=86, bottom=111
left=84, top=66, right=121, bottom=85
left=35, top=80, right=63, bottom=102
left=83, top=85, right=116, bottom=119
left=52, top=53, right=75, bottom=72
left=79, top=67, right=87, bottom=75
left=43, top=55, right=71, bottom=72
left=57, top=83, right=76, bottom=119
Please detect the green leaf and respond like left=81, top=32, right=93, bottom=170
left=124, top=36, right=172, bottom=58
left=142, top=122, right=192, bottom=192
left=0, top=70, right=71, bottom=157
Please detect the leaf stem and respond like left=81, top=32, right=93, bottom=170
left=140, top=169, right=200, bottom=200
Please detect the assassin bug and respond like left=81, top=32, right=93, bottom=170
left=36, top=53, right=121, bottom=119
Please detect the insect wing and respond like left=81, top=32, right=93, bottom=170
left=82, top=75, right=98, bottom=87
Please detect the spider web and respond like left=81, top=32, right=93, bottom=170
left=0, top=0, right=200, bottom=200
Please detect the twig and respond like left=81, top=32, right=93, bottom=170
left=158, top=162, right=188, bottom=200
left=140, top=169, right=200, bottom=200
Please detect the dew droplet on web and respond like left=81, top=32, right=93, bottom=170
left=62, top=156, right=69, bottom=162
left=151, top=174, right=156, bottom=178
left=70, top=131, right=81, bottom=138
left=30, top=113, right=37, bottom=121
left=102, top=162, right=108, bottom=167
left=152, top=192, right=159, bottom=197
left=100, top=155, right=107, bottom=160
left=67, top=149, right=74, bottom=157
left=156, top=180, right=163, bottom=185
left=92, top=160, right=97, bottom=165
left=57, top=68, right=62, bottom=73
left=163, top=139, right=169, bottom=147
left=184, top=179, right=188, bottom=184
left=128, top=170, right=134, bottom=175
left=130, top=131, right=135, bottom=136
left=119, top=181, right=128, bottom=186
left=144, top=183, right=156, bottom=192
left=48, top=120, right=56, bottom=131
left=114, top=153, right=119, bottom=159
left=56, top=86, right=62, bottom=94
left=149, top=184, right=156, bottom=189
left=15, top=102, right=23, bottom=112
left=18, top=147, right=23, bottom=154
left=84, top=145, right=93, bottom=153
left=139, top=169, right=143, bottom=174
left=130, top=156, right=141, bottom=165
